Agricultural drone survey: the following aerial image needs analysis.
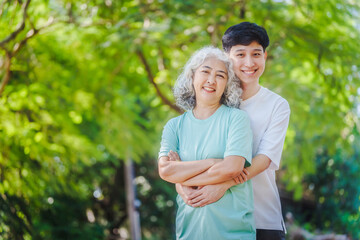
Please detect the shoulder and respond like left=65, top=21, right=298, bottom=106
left=222, top=105, right=250, bottom=124
left=262, top=87, right=290, bottom=112
left=164, top=112, right=188, bottom=129
left=222, top=105, right=248, bottom=115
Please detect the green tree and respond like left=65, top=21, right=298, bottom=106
left=0, top=0, right=359, bottom=239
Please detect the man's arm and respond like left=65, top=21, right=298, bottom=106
left=233, top=154, right=270, bottom=183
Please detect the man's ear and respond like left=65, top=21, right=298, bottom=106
left=264, top=51, right=268, bottom=60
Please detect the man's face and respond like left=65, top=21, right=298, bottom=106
left=228, top=41, right=267, bottom=86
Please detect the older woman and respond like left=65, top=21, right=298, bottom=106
left=158, top=46, right=255, bottom=240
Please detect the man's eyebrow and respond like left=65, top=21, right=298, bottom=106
left=217, top=70, right=227, bottom=74
left=235, top=48, right=263, bottom=52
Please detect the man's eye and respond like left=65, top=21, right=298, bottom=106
left=217, top=75, right=225, bottom=78
left=202, top=70, right=209, bottom=73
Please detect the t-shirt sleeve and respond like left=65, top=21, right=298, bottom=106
left=158, top=118, right=179, bottom=159
left=224, top=110, right=253, bottom=167
left=257, top=99, right=290, bottom=170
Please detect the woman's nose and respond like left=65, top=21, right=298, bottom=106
left=207, top=74, right=216, bottom=84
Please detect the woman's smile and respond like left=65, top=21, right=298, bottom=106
left=193, top=57, right=228, bottom=106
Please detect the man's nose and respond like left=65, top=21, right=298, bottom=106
left=244, top=56, right=255, bottom=67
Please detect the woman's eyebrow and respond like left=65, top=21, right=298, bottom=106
left=201, top=65, right=212, bottom=69
left=217, top=70, right=227, bottom=74
left=201, top=65, right=227, bottom=74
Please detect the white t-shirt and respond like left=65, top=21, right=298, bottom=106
left=240, top=86, right=290, bottom=231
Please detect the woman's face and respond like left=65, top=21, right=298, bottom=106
left=193, top=57, right=228, bottom=106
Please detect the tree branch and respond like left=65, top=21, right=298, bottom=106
left=157, top=48, right=165, bottom=71
left=13, top=17, right=55, bottom=55
left=0, top=51, right=12, bottom=96
left=136, top=49, right=183, bottom=113
left=239, top=0, right=246, bottom=19
left=0, top=0, right=9, bottom=18
left=315, top=47, right=330, bottom=85
left=0, top=0, right=31, bottom=47
left=0, top=1, right=55, bottom=97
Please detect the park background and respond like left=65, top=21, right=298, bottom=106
left=1, top=0, right=360, bottom=239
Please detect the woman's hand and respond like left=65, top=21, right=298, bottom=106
left=168, top=150, right=181, bottom=161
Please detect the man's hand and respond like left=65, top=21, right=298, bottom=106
left=233, top=168, right=249, bottom=184
left=176, top=183, right=198, bottom=205
left=187, top=184, right=228, bottom=208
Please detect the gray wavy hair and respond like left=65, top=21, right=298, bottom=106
left=173, top=46, right=242, bottom=111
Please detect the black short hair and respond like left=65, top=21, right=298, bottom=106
left=222, top=22, right=269, bottom=53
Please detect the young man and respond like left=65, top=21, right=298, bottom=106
left=176, top=22, right=290, bottom=240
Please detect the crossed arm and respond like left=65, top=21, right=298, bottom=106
left=177, top=154, right=271, bottom=207
left=158, top=150, right=247, bottom=186
left=176, top=99, right=290, bottom=207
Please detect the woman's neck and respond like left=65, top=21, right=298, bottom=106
left=241, top=82, right=261, bottom=101
left=193, top=103, right=221, bottom=120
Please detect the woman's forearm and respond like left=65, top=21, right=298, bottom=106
left=181, top=156, right=245, bottom=186
left=158, top=156, right=221, bottom=183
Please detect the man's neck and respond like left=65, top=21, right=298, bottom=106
left=241, top=82, right=261, bottom=101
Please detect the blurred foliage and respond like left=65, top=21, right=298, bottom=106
left=303, top=128, right=360, bottom=238
left=0, top=0, right=359, bottom=239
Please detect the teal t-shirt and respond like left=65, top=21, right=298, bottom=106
left=159, top=105, right=256, bottom=240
